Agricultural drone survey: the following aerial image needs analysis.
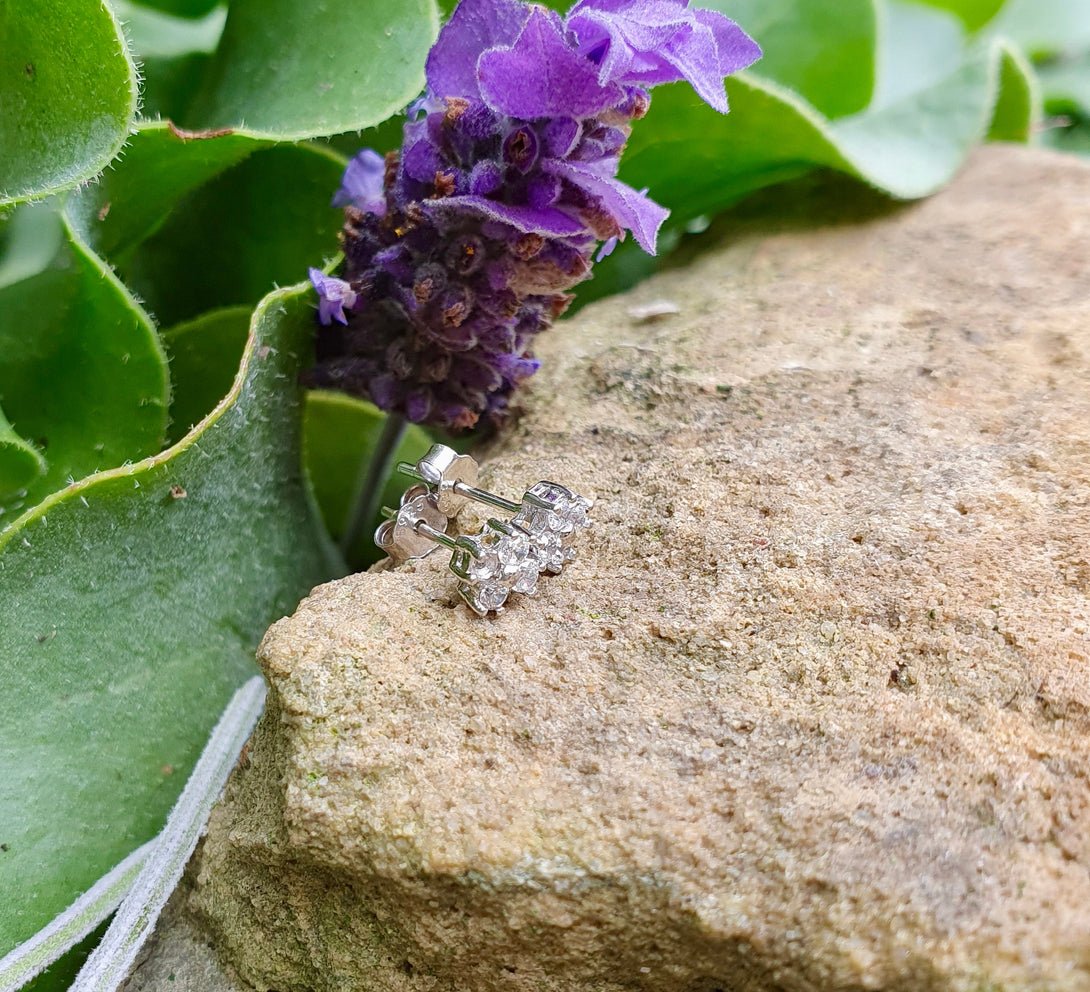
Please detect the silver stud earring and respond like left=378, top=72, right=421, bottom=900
left=397, top=444, right=592, bottom=573
left=375, top=491, right=541, bottom=616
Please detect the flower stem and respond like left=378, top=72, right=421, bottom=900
left=339, top=412, right=408, bottom=564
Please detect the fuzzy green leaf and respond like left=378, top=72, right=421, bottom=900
left=117, top=0, right=222, bottom=18
left=987, top=0, right=1090, bottom=57
left=621, top=35, right=1031, bottom=226
left=0, top=280, right=338, bottom=959
left=987, top=43, right=1039, bottom=141
left=0, top=221, right=169, bottom=524
left=114, top=143, right=346, bottom=326
left=0, top=403, right=45, bottom=498
left=160, top=305, right=252, bottom=445
left=717, top=0, right=877, bottom=118
left=916, top=0, right=1005, bottom=31
left=183, top=0, right=440, bottom=140
left=65, top=123, right=265, bottom=265
left=0, top=0, right=137, bottom=205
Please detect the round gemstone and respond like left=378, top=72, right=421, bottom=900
left=511, top=558, right=540, bottom=595
left=496, top=531, right=530, bottom=569
left=475, top=583, right=508, bottom=612
left=468, top=550, right=500, bottom=582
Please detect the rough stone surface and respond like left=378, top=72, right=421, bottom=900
left=172, top=146, right=1088, bottom=992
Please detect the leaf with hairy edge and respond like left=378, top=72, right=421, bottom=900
left=987, top=44, right=1039, bottom=141
left=160, top=306, right=253, bottom=445
left=916, top=0, right=1005, bottom=31
left=64, top=123, right=266, bottom=265
left=0, top=280, right=339, bottom=958
left=184, top=0, right=440, bottom=140
left=0, top=403, right=45, bottom=498
left=0, top=0, right=137, bottom=206
left=714, top=0, right=877, bottom=119
left=107, top=1, right=227, bottom=128
left=620, top=36, right=1034, bottom=227
left=116, top=143, right=347, bottom=327
left=0, top=221, right=169, bottom=525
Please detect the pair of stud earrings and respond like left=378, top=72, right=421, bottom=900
left=374, top=444, right=592, bottom=616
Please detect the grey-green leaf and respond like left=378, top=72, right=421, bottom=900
left=115, top=143, right=347, bottom=326
left=717, top=0, right=877, bottom=119
left=0, top=221, right=169, bottom=523
left=0, top=402, right=46, bottom=498
left=160, top=305, right=253, bottom=445
left=621, top=35, right=1033, bottom=226
left=65, top=122, right=265, bottom=264
left=0, top=280, right=338, bottom=959
left=0, top=0, right=137, bottom=205
left=183, top=0, right=440, bottom=140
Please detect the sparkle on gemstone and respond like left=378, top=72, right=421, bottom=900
left=468, top=549, right=501, bottom=583
left=474, top=582, right=509, bottom=612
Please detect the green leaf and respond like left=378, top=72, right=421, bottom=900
left=117, top=0, right=222, bottom=18
left=871, top=0, right=965, bottom=110
left=717, top=0, right=878, bottom=118
left=112, top=0, right=226, bottom=58
left=109, top=0, right=226, bottom=124
left=915, top=0, right=1005, bottom=31
left=114, top=143, right=346, bottom=326
left=987, top=43, right=1039, bottom=141
left=0, top=280, right=338, bottom=959
left=183, top=0, right=440, bottom=140
left=0, top=0, right=137, bottom=206
left=621, top=35, right=1029, bottom=226
left=65, top=122, right=265, bottom=265
left=160, top=305, right=252, bottom=444
left=0, top=842, right=150, bottom=992
left=0, top=221, right=169, bottom=523
left=1037, top=54, right=1090, bottom=113
left=987, top=0, right=1090, bottom=58
left=0, top=198, right=63, bottom=290
left=303, top=390, right=434, bottom=566
left=0, top=403, right=46, bottom=498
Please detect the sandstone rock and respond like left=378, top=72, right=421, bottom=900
left=181, top=145, right=1090, bottom=992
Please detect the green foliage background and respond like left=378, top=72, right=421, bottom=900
left=1, top=0, right=1088, bottom=987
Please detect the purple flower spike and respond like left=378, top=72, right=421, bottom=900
left=308, top=268, right=358, bottom=325
left=304, top=0, right=759, bottom=429
left=332, top=149, right=387, bottom=215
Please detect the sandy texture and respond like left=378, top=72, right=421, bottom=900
left=182, top=145, right=1089, bottom=992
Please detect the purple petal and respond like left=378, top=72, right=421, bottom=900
left=565, top=0, right=760, bottom=112
left=660, top=20, right=730, bottom=113
left=469, top=160, right=504, bottom=195
left=477, top=7, right=626, bottom=119
left=332, top=149, right=387, bottom=214
left=695, top=8, right=764, bottom=77
left=405, top=390, right=433, bottom=423
left=547, top=160, right=668, bottom=253
left=596, top=235, right=619, bottom=262
left=543, top=117, right=582, bottom=157
left=422, top=195, right=587, bottom=237
left=425, top=0, right=530, bottom=100
left=309, top=268, right=358, bottom=326
left=402, top=137, right=445, bottom=183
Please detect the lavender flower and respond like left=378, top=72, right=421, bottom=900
left=307, top=0, right=759, bottom=429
